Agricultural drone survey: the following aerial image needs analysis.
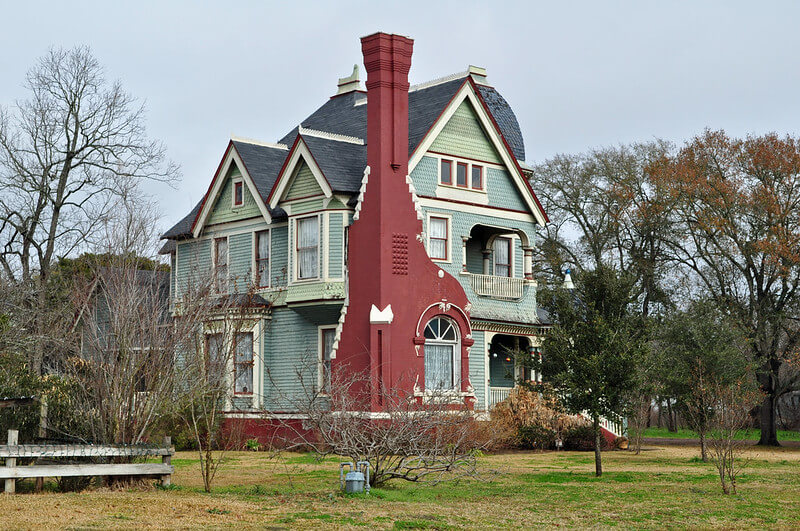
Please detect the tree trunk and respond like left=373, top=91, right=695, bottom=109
left=757, top=391, right=780, bottom=446
left=666, top=399, right=677, bottom=433
left=593, top=416, right=602, bottom=477
left=699, top=430, right=707, bottom=462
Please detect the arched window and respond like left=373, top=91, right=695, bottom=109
left=424, top=316, right=460, bottom=391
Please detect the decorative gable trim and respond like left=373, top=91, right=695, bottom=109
left=191, top=142, right=272, bottom=238
left=268, top=136, right=334, bottom=209
left=298, top=125, right=364, bottom=145
left=408, top=80, right=548, bottom=226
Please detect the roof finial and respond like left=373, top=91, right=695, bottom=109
left=562, top=268, right=575, bottom=290
left=336, top=64, right=361, bottom=95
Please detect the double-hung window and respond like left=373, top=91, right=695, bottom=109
left=214, top=238, right=228, bottom=293
left=256, top=230, right=270, bottom=288
left=429, top=217, right=448, bottom=261
left=206, top=333, right=226, bottom=388
left=493, top=237, right=511, bottom=277
left=471, top=165, right=483, bottom=189
left=439, top=157, right=484, bottom=191
left=233, top=332, right=254, bottom=395
left=320, top=327, right=336, bottom=393
left=296, top=216, right=319, bottom=280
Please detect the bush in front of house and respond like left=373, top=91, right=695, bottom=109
left=562, top=424, right=612, bottom=451
left=490, top=385, right=590, bottom=450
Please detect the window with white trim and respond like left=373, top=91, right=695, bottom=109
left=296, top=216, right=319, bottom=280
left=233, top=332, right=254, bottom=395
left=438, top=157, right=485, bottom=191
left=255, top=230, right=270, bottom=287
left=233, top=180, right=244, bottom=207
left=429, top=217, right=448, bottom=261
left=423, top=316, right=460, bottom=391
left=493, top=237, right=511, bottom=277
left=320, top=327, right=336, bottom=393
left=214, top=237, right=228, bottom=293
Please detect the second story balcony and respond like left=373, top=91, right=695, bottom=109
left=469, top=273, right=526, bottom=300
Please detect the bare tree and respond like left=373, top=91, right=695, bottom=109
left=172, top=277, right=262, bottom=493
left=67, top=258, right=172, bottom=445
left=706, top=380, right=762, bottom=495
left=0, top=46, right=177, bottom=374
left=269, top=365, right=493, bottom=487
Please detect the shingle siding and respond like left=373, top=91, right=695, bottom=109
left=285, top=162, right=322, bottom=200
left=429, top=101, right=501, bottom=164
left=207, top=166, right=262, bottom=226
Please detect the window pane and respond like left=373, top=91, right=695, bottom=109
left=430, top=218, right=447, bottom=239
left=321, top=328, right=335, bottom=393
left=440, top=159, right=452, bottom=184
left=457, top=163, right=467, bottom=186
left=234, top=333, right=253, bottom=394
left=207, top=334, right=225, bottom=385
left=257, top=231, right=269, bottom=287
left=494, top=237, right=510, bottom=277
left=234, top=182, right=243, bottom=205
left=297, top=217, right=319, bottom=279
left=216, top=239, right=228, bottom=266
left=425, top=344, right=454, bottom=389
left=471, top=165, right=482, bottom=189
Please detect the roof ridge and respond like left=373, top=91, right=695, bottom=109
left=231, top=135, right=289, bottom=150
left=409, top=70, right=469, bottom=93
left=298, top=125, right=365, bottom=145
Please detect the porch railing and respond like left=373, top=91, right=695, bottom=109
left=488, top=386, right=512, bottom=408
left=470, top=274, right=525, bottom=300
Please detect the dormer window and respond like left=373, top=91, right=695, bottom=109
left=233, top=180, right=244, bottom=207
left=438, top=157, right=484, bottom=192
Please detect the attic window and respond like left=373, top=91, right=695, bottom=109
left=233, top=181, right=244, bottom=207
left=438, top=157, right=485, bottom=192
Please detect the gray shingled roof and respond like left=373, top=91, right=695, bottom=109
left=162, top=74, right=525, bottom=242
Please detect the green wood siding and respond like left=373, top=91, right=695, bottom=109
left=290, top=197, right=324, bottom=215
left=285, top=161, right=323, bottom=201
left=261, top=305, right=341, bottom=410
left=328, top=213, right=344, bottom=278
left=175, top=239, right=212, bottom=298
left=229, top=232, right=253, bottom=291
left=430, top=101, right=501, bottom=164
left=412, top=155, right=528, bottom=212
left=270, top=225, right=288, bottom=287
left=421, top=207, right=538, bottom=324
left=207, top=166, right=262, bottom=226
left=469, top=330, right=486, bottom=409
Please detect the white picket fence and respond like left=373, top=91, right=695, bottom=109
left=1, top=430, right=174, bottom=494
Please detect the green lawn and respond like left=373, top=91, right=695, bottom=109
left=2, top=444, right=800, bottom=528
left=642, top=427, right=800, bottom=441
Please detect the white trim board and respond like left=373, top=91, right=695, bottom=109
left=408, top=83, right=547, bottom=227
left=269, top=138, right=333, bottom=209
left=193, top=145, right=273, bottom=238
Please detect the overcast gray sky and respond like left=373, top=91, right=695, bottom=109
left=2, top=1, right=798, bottom=233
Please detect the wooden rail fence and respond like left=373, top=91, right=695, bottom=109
left=1, top=430, right=174, bottom=494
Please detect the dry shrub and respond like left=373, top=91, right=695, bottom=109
left=490, top=385, right=589, bottom=450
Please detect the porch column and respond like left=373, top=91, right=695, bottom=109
left=522, top=246, right=534, bottom=280
left=461, top=237, right=469, bottom=272
left=482, top=249, right=492, bottom=275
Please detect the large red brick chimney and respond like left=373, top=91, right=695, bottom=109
left=336, top=33, right=473, bottom=410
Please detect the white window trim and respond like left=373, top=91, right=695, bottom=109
left=253, top=229, right=271, bottom=289
left=492, top=236, right=515, bottom=278
left=231, top=178, right=245, bottom=209
left=423, top=317, right=461, bottom=393
left=318, top=325, right=337, bottom=394
left=293, top=214, right=321, bottom=283
left=426, top=212, right=452, bottom=263
left=202, top=320, right=263, bottom=409
left=213, top=236, right=229, bottom=294
left=436, top=155, right=489, bottom=194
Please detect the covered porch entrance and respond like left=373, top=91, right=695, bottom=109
left=487, top=333, right=541, bottom=408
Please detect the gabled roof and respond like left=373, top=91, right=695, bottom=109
left=163, top=71, right=532, bottom=240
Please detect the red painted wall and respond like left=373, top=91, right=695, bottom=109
left=335, top=32, right=474, bottom=410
